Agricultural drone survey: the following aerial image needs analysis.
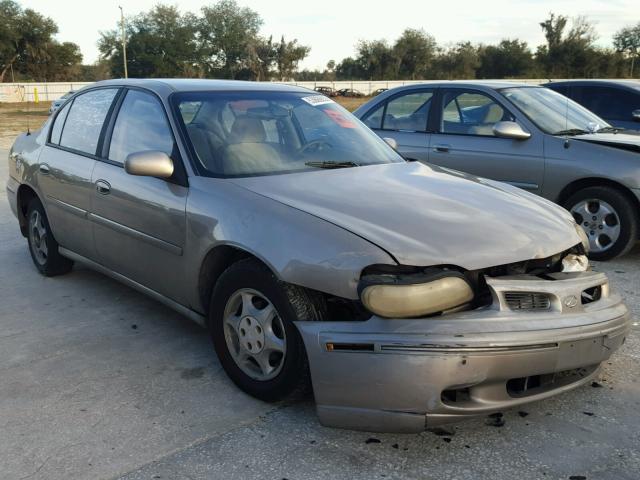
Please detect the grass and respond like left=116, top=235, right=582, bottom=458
left=334, top=96, right=369, bottom=112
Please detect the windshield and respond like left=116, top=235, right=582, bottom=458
left=501, top=87, right=611, bottom=135
left=173, top=91, right=403, bottom=177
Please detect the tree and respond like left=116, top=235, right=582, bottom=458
left=537, top=13, right=599, bottom=77
left=477, top=39, right=533, bottom=78
left=99, top=5, right=198, bottom=78
left=392, top=28, right=437, bottom=79
left=274, top=36, right=310, bottom=80
left=198, top=0, right=263, bottom=78
left=0, top=1, right=80, bottom=82
left=613, top=22, right=640, bottom=77
left=355, top=39, right=395, bottom=79
left=433, top=42, right=480, bottom=79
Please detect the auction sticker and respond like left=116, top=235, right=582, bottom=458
left=301, top=95, right=335, bottom=106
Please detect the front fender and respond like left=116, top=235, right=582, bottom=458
left=184, top=177, right=396, bottom=312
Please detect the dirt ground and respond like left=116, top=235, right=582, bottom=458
left=0, top=101, right=51, bottom=149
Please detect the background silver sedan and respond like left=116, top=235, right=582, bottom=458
left=354, top=81, right=640, bottom=260
left=6, top=79, right=629, bottom=432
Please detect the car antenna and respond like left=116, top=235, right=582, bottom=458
left=563, top=95, right=569, bottom=149
left=26, top=86, right=31, bottom=136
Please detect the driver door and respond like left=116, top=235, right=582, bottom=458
left=90, top=88, right=189, bottom=303
left=429, top=88, right=544, bottom=193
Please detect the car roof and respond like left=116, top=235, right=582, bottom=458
left=545, top=79, right=640, bottom=90
left=90, top=78, right=313, bottom=96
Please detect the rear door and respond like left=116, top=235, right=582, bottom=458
left=428, top=88, right=545, bottom=193
left=37, top=88, right=120, bottom=259
left=90, top=88, right=189, bottom=302
left=360, top=89, right=435, bottom=162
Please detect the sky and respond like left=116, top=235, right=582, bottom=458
left=19, top=0, right=638, bottom=70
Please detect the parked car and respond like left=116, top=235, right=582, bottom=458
left=354, top=81, right=640, bottom=260
left=313, top=86, right=338, bottom=97
left=337, top=88, right=364, bottom=98
left=7, top=79, right=630, bottom=433
left=544, top=80, right=640, bottom=131
left=371, top=88, right=388, bottom=96
left=48, top=90, right=75, bottom=114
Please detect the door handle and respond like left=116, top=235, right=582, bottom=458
left=96, top=180, right=111, bottom=195
left=433, top=144, right=451, bottom=153
left=39, top=163, right=50, bottom=174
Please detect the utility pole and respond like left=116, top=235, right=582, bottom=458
left=119, top=6, right=128, bottom=78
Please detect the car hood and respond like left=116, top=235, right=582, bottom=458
left=230, top=162, right=581, bottom=270
left=573, top=132, right=640, bottom=153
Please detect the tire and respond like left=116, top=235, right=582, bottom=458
left=209, top=258, right=326, bottom=402
left=564, top=186, right=638, bottom=261
left=26, top=198, right=73, bottom=276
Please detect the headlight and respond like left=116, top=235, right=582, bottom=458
left=574, top=222, right=590, bottom=253
left=359, top=270, right=474, bottom=318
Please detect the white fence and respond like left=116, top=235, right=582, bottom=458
left=0, top=79, right=553, bottom=103
left=0, top=82, right=93, bottom=102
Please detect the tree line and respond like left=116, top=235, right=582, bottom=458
left=1, top=0, right=639, bottom=83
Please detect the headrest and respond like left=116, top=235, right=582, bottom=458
left=229, top=116, right=266, bottom=143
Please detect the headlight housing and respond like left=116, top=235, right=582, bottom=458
left=359, top=269, right=474, bottom=318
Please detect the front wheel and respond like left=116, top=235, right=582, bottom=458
left=209, top=258, right=326, bottom=402
left=565, top=186, right=638, bottom=260
left=26, top=198, right=73, bottom=276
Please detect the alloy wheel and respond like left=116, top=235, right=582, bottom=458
left=223, top=288, right=287, bottom=381
left=29, top=210, right=48, bottom=265
left=570, top=198, right=621, bottom=254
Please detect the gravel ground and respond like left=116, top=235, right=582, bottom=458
left=1, top=145, right=638, bottom=480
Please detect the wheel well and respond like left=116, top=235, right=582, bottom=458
left=16, top=185, right=39, bottom=237
left=557, top=178, right=640, bottom=213
left=198, top=245, right=261, bottom=313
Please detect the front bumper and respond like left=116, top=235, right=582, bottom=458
left=296, top=271, right=631, bottom=433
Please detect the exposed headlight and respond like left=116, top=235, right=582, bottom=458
left=359, top=270, right=474, bottom=318
left=574, top=222, right=590, bottom=253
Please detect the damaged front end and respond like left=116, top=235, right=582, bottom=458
left=295, top=247, right=630, bottom=433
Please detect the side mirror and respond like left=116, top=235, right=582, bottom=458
left=383, top=137, right=398, bottom=150
left=632, top=109, right=640, bottom=121
left=492, top=121, right=531, bottom=140
left=124, top=151, right=174, bottom=178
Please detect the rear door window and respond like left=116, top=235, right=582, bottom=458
left=50, top=101, right=71, bottom=145
left=383, top=91, right=433, bottom=131
left=59, top=88, right=118, bottom=155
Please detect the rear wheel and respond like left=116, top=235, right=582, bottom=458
left=565, top=186, right=637, bottom=260
left=26, top=198, right=73, bottom=276
left=209, top=258, right=326, bottom=401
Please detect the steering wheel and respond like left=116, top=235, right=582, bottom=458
left=299, top=139, right=333, bottom=155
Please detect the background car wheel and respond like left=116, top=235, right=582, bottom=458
left=565, top=186, right=638, bottom=260
left=209, top=258, right=326, bottom=402
left=26, top=198, right=73, bottom=276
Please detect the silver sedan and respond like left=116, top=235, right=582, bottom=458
left=354, top=81, right=640, bottom=260
left=6, top=79, right=630, bottom=432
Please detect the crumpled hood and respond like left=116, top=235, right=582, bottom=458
left=231, top=162, right=581, bottom=270
left=573, top=132, right=640, bottom=152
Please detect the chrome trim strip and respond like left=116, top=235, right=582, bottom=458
left=46, top=195, right=87, bottom=218
left=506, top=181, right=539, bottom=190
left=58, top=247, right=205, bottom=327
left=379, top=342, right=558, bottom=353
left=88, top=213, right=183, bottom=256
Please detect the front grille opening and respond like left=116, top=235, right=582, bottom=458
left=504, top=292, right=551, bottom=311
left=507, top=366, right=597, bottom=398
left=441, top=387, right=471, bottom=404
left=581, top=286, right=602, bottom=305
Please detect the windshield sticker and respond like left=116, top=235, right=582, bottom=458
left=322, top=108, right=357, bottom=128
left=301, top=95, right=334, bottom=106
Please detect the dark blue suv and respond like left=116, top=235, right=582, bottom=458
left=545, top=80, right=640, bottom=131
